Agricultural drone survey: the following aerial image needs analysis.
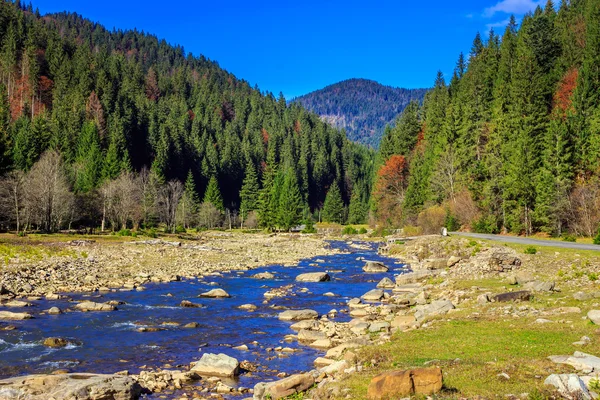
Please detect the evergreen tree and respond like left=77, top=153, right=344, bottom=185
left=240, top=161, right=260, bottom=222
left=203, top=175, right=224, bottom=211
left=277, top=168, right=303, bottom=231
left=347, top=185, right=367, bottom=224
left=322, top=182, right=345, bottom=223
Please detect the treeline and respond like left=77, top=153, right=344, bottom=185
left=0, top=0, right=374, bottom=232
left=293, top=79, right=427, bottom=148
left=375, top=0, right=600, bottom=237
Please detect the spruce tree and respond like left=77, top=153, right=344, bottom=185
left=277, top=168, right=303, bottom=231
left=203, top=175, right=224, bottom=211
left=322, top=182, right=345, bottom=224
left=240, top=161, right=260, bottom=222
left=348, top=186, right=367, bottom=224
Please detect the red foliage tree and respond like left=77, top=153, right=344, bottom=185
left=374, top=155, right=408, bottom=226
left=553, top=68, right=578, bottom=118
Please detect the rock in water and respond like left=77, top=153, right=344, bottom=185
left=74, top=301, right=116, bottom=312
left=278, top=309, right=319, bottom=321
left=363, top=261, right=389, bottom=273
left=0, top=311, right=33, bottom=320
left=191, top=353, right=240, bottom=377
left=253, top=373, right=315, bottom=400
left=180, top=300, right=203, bottom=308
left=43, top=337, right=69, bottom=348
left=367, top=368, right=443, bottom=399
left=0, top=373, right=142, bottom=400
left=252, top=272, right=275, bottom=280
left=295, top=272, right=330, bottom=282
left=199, top=289, right=230, bottom=298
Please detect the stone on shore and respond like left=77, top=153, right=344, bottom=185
left=191, top=353, right=240, bottom=377
left=0, top=311, right=33, bottom=320
left=297, top=329, right=326, bottom=342
left=548, top=351, right=600, bottom=371
left=362, top=289, right=385, bottom=301
left=74, top=301, right=116, bottom=312
left=367, top=368, right=443, bottom=399
left=199, top=288, right=230, bottom=298
left=376, top=277, right=395, bottom=289
left=253, top=372, right=315, bottom=400
left=278, top=309, right=318, bottom=321
left=544, top=374, right=591, bottom=400
left=395, top=270, right=436, bottom=285
left=0, top=373, right=142, bottom=400
left=363, top=261, right=389, bottom=273
left=588, top=310, right=600, bottom=325
left=295, top=272, right=330, bottom=282
left=414, top=300, right=454, bottom=321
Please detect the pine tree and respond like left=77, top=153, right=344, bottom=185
left=203, top=175, right=224, bottom=211
left=179, top=170, right=200, bottom=228
left=240, top=161, right=260, bottom=223
left=322, top=182, right=345, bottom=224
left=348, top=185, right=367, bottom=224
left=277, top=168, right=303, bottom=231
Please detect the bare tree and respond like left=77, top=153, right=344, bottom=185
left=99, top=172, right=141, bottom=231
left=568, top=179, right=600, bottom=237
left=138, top=167, right=158, bottom=228
left=431, top=147, right=460, bottom=203
left=157, top=180, right=184, bottom=233
left=198, top=202, right=222, bottom=229
left=24, top=150, right=74, bottom=232
left=0, top=170, right=25, bottom=233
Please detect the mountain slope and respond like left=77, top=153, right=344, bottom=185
left=292, top=79, right=427, bottom=147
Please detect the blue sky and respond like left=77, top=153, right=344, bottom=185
left=32, top=0, right=546, bottom=99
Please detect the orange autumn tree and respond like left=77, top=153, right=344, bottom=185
left=374, top=155, right=408, bottom=226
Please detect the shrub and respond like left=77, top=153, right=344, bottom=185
left=370, top=226, right=392, bottom=237
left=342, top=226, right=358, bottom=235
left=302, top=219, right=316, bottom=234
left=417, top=206, right=446, bottom=234
left=143, top=228, right=158, bottom=238
left=562, top=234, right=577, bottom=242
left=175, top=225, right=186, bottom=234
left=594, top=229, right=600, bottom=245
left=524, top=246, right=537, bottom=255
left=473, top=214, right=499, bottom=234
left=588, top=272, right=599, bottom=282
left=402, top=225, right=423, bottom=237
left=358, top=227, right=368, bottom=234
left=444, top=211, right=461, bottom=231
left=117, top=229, right=132, bottom=237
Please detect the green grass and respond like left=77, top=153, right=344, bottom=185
left=336, top=317, right=596, bottom=399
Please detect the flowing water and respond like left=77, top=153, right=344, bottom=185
left=0, top=240, right=407, bottom=397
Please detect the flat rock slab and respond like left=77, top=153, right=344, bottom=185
left=278, top=309, right=318, bottom=321
left=74, top=301, right=116, bottom=312
left=362, top=289, right=385, bottom=301
left=199, top=289, right=230, bottom=298
left=544, top=374, right=591, bottom=400
left=254, top=373, right=315, bottom=400
left=295, top=272, right=330, bottom=282
left=492, top=291, right=531, bottom=303
left=1, top=300, right=32, bottom=307
left=0, top=373, right=142, bottom=400
left=524, top=280, right=555, bottom=292
left=0, top=311, right=33, bottom=320
left=396, top=270, right=436, bottom=285
left=588, top=310, right=600, bottom=324
left=363, top=261, right=389, bottom=273
left=191, top=353, right=239, bottom=377
left=548, top=351, right=600, bottom=372
left=367, top=368, right=443, bottom=399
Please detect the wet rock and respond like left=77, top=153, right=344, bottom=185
left=362, top=289, right=385, bottom=301
left=544, top=374, right=591, bottom=400
left=0, top=373, right=142, bottom=400
left=295, top=272, right=330, bottom=282
left=183, top=322, right=199, bottom=328
left=588, top=310, right=600, bottom=325
left=376, top=278, right=395, bottom=289
left=74, top=301, right=116, bottom=312
left=43, top=337, right=69, bottom=348
left=253, top=372, right=315, bottom=400
left=0, top=311, right=33, bottom=320
left=239, top=304, right=257, bottom=311
left=180, top=300, right=203, bottom=308
left=366, top=367, right=443, bottom=399
left=492, top=291, right=531, bottom=303
left=47, top=307, right=62, bottom=315
left=191, top=353, right=239, bottom=377
left=363, top=261, right=389, bottom=273
left=199, top=288, right=230, bottom=298
left=252, top=272, right=275, bottom=280
left=2, top=300, right=32, bottom=307
left=278, top=309, right=318, bottom=321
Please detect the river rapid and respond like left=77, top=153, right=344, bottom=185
left=0, top=240, right=407, bottom=397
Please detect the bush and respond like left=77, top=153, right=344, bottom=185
left=444, top=211, right=460, bottom=231
left=402, top=225, right=423, bottom=236
left=370, top=226, right=392, bottom=237
left=302, top=219, right=316, bottom=234
left=473, top=214, right=499, bottom=234
left=342, top=226, right=358, bottom=235
left=524, top=246, right=537, bottom=255
left=358, top=227, right=368, bottom=234
left=594, top=229, right=600, bottom=245
left=562, top=234, right=577, bottom=242
left=117, top=229, right=132, bottom=237
left=417, top=206, right=446, bottom=234
left=588, top=272, right=599, bottom=282
left=175, top=225, right=186, bottom=234
left=143, top=228, right=158, bottom=238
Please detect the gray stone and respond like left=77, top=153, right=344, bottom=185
left=524, top=280, right=555, bottom=292
left=362, top=289, right=385, bottom=301
left=0, top=311, right=33, bottom=320
left=297, top=329, right=326, bottom=342
left=47, top=307, right=62, bottom=315
left=295, top=272, right=330, bottom=282
left=477, top=294, right=490, bottom=304
left=415, top=300, right=455, bottom=321
left=252, top=272, right=275, bottom=280
left=544, top=374, right=591, bottom=400
left=588, top=310, right=600, bottom=325
left=191, top=353, right=240, bottom=377
left=574, top=291, right=592, bottom=301
left=492, top=291, right=531, bottom=303
left=376, top=277, right=396, bottom=289
left=447, top=256, right=462, bottom=267
left=548, top=351, right=600, bottom=372
left=74, top=301, right=116, bottom=312
left=0, top=373, right=142, bottom=400
left=199, top=288, right=230, bottom=298
left=363, top=261, right=389, bottom=273
left=369, top=321, right=391, bottom=333
left=395, top=271, right=435, bottom=285
left=253, top=373, right=314, bottom=400
left=278, top=309, right=319, bottom=321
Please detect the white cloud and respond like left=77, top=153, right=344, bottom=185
left=483, top=0, right=543, bottom=17
left=486, top=18, right=512, bottom=30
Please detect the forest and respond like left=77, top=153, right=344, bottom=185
left=0, top=0, right=374, bottom=233
left=374, top=0, right=600, bottom=238
left=293, top=79, right=427, bottom=148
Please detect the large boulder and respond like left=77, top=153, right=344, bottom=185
left=199, top=289, right=230, bottom=298
left=548, top=351, right=600, bottom=372
left=43, top=337, right=69, bottom=348
left=297, top=329, right=326, bottom=342
left=524, top=280, right=555, bottom=292
left=0, top=373, right=142, bottom=400
left=191, top=353, right=240, bottom=377
left=589, top=310, right=600, bottom=325
left=252, top=272, right=275, bottom=280
left=278, top=309, right=318, bottom=321
left=376, top=277, right=395, bottom=289
left=253, top=373, right=315, bottom=400
left=414, top=300, right=454, bottom=321
left=363, top=261, right=389, bottom=273
left=544, top=374, right=591, bottom=400
left=0, top=311, right=33, bottom=320
left=74, top=301, right=116, bottom=312
left=492, top=291, right=531, bottom=303
left=362, top=289, right=385, bottom=301
left=295, top=272, right=330, bottom=282
left=395, top=270, right=436, bottom=285
left=367, top=368, right=443, bottom=399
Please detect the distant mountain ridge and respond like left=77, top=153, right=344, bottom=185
left=292, top=79, right=428, bottom=147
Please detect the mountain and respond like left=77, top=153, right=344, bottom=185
left=292, top=79, right=427, bottom=147
left=0, top=2, right=374, bottom=232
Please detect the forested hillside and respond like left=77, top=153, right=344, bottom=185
left=375, top=0, right=600, bottom=238
left=292, top=79, right=427, bottom=148
left=0, top=0, right=374, bottom=233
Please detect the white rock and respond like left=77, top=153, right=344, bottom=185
left=191, top=353, right=239, bottom=377
left=544, top=374, right=591, bottom=400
